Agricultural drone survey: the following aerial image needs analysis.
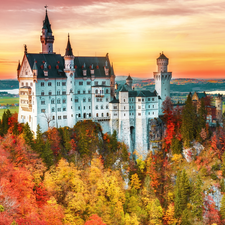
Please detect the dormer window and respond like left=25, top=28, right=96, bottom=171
left=83, top=70, right=87, bottom=76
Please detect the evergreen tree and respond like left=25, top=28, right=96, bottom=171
left=181, top=94, right=195, bottom=147
left=34, top=124, right=44, bottom=155
left=62, top=127, right=71, bottom=153
left=190, top=175, right=203, bottom=220
left=220, top=194, right=225, bottom=220
left=181, top=208, right=191, bottom=225
left=174, top=171, right=182, bottom=218
left=23, top=122, right=34, bottom=149
left=196, top=98, right=207, bottom=141
left=1, top=109, right=11, bottom=135
left=42, top=139, right=54, bottom=168
left=171, top=137, right=182, bottom=154
left=222, top=151, right=225, bottom=177
left=180, top=170, right=190, bottom=211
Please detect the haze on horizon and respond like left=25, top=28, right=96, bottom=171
left=0, top=0, right=225, bottom=80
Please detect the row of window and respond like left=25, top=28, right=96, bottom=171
left=77, top=113, right=109, bottom=118
left=129, top=97, right=156, bottom=102
left=21, top=82, right=33, bottom=87
left=79, top=81, right=106, bottom=86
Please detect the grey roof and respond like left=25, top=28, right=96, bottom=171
left=32, top=60, right=38, bottom=70
left=128, top=90, right=157, bottom=97
left=109, top=97, right=119, bottom=103
left=26, top=53, right=66, bottom=78
left=43, top=10, right=52, bottom=33
left=196, top=92, right=207, bottom=99
left=65, top=35, right=73, bottom=56
left=126, top=75, right=133, bottom=80
left=74, top=56, right=114, bottom=78
left=120, top=86, right=128, bottom=92
left=157, top=53, right=168, bottom=60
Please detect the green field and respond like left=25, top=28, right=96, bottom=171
left=0, top=96, right=19, bottom=105
left=0, top=107, right=19, bottom=120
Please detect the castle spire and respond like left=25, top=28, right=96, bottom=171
left=43, top=6, right=52, bottom=33
left=65, top=34, right=73, bottom=56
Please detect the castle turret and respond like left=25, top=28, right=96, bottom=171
left=153, top=52, right=172, bottom=114
left=215, top=94, right=223, bottom=122
left=110, top=63, right=116, bottom=98
left=40, top=8, right=54, bottom=54
left=126, top=74, right=133, bottom=88
left=64, top=34, right=75, bottom=127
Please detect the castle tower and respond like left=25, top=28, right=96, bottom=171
left=215, top=94, right=223, bottom=122
left=153, top=52, right=172, bottom=114
left=40, top=8, right=54, bottom=54
left=110, top=63, right=116, bottom=98
left=126, top=74, right=133, bottom=88
left=64, top=34, right=75, bottom=127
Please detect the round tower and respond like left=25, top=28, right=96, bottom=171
left=40, top=8, right=54, bottom=54
left=153, top=52, right=172, bottom=103
left=215, top=94, right=223, bottom=122
left=126, top=74, right=133, bottom=88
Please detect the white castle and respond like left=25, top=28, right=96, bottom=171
left=17, top=9, right=172, bottom=156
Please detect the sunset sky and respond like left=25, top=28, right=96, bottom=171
left=1, top=0, right=225, bottom=80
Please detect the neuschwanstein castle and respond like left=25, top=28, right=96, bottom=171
left=17, top=9, right=172, bottom=156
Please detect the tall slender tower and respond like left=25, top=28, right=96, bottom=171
left=215, top=94, right=223, bottom=122
left=153, top=52, right=172, bottom=110
left=40, top=8, right=54, bottom=54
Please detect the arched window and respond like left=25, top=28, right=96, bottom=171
left=41, top=91, right=44, bottom=96
left=51, top=99, right=54, bottom=104
left=96, top=105, right=98, bottom=110
left=57, top=99, right=61, bottom=104
left=21, top=82, right=24, bottom=86
left=49, top=91, right=52, bottom=95
left=52, top=107, right=55, bottom=112
left=96, top=113, right=98, bottom=117
left=107, top=113, right=109, bottom=116
left=83, top=98, right=86, bottom=102
left=95, top=89, right=98, bottom=94
left=89, top=113, right=91, bottom=117
left=57, top=90, right=60, bottom=95
left=75, top=97, right=78, bottom=103
left=63, top=98, right=66, bottom=104
left=106, top=89, right=109, bottom=94
left=88, top=98, right=91, bottom=102
left=101, top=105, right=104, bottom=109
left=101, top=113, right=104, bottom=117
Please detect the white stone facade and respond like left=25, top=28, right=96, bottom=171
left=17, top=10, right=172, bottom=157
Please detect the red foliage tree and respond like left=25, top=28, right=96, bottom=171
left=85, top=214, right=106, bottom=225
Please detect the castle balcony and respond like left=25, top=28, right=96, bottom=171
left=95, top=94, right=104, bottom=98
left=19, top=87, right=32, bottom=112
left=93, top=116, right=110, bottom=121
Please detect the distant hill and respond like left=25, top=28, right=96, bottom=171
left=0, top=80, right=19, bottom=90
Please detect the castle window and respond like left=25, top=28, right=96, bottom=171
left=79, top=82, right=83, bottom=86
left=84, top=106, right=85, bottom=109
left=62, top=91, right=66, bottom=95
left=148, top=98, right=150, bottom=101
left=153, top=105, right=154, bottom=108
left=106, top=98, right=108, bottom=102
left=101, top=105, right=104, bottom=109
left=107, top=113, right=109, bottom=116
left=58, top=108, right=61, bottom=112
left=95, top=89, right=98, bottom=94
left=41, top=82, right=44, bottom=87
left=78, top=106, right=80, bottom=110
left=124, top=114, right=126, bottom=116
left=58, top=116, right=61, bottom=120
left=89, top=106, right=91, bottom=109
left=52, top=107, right=55, bottom=112
left=83, top=90, right=86, bottom=94
left=124, top=99, right=125, bottom=102
left=53, top=116, right=55, bottom=120
left=63, top=115, right=67, bottom=119
left=100, top=98, right=102, bottom=102
left=71, top=106, right=73, bottom=109
left=71, top=114, right=73, bottom=117
left=142, top=98, right=144, bottom=102
left=57, top=99, right=61, bottom=104
left=41, top=109, right=45, bottom=113
left=49, top=91, right=52, bottom=95
left=97, top=98, right=99, bottom=102
left=63, top=99, right=66, bottom=104
left=48, top=82, right=52, bottom=86
left=88, top=90, right=91, bottom=94
left=95, top=81, right=98, bottom=85
left=21, top=82, right=24, bottom=86
left=102, top=81, right=106, bottom=85
left=78, top=90, right=80, bottom=94
left=124, top=106, right=125, bottom=109
left=30, top=83, right=33, bottom=87
left=96, top=113, right=98, bottom=117
left=148, top=105, right=150, bottom=108
left=89, top=113, right=91, bottom=117
left=75, top=98, right=78, bottom=102
left=96, top=106, right=99, bottom=110
left=57, top=90, right=60, bottom=95
left=88, top=98, right=91, bottom=102
left=26, top=82, right=28, bottom=86
left=138, top=106, right=141, bottom=109
left=138, top=99, right=141, bottom=102
left=138, top=113, right=141, bottom=116
left=87, top=81, right=91, bottom=85
left=41, top=100, right=45, bottom=105
left=41, top=91, right=44, bottom=96
left=83, top=98, right=86, bottom=102
left=101, top=113, right=104, bottom=117
left=57, top=82, right=60, bottom=86
left=63, top=108, right=66, bottom=111
left=113, top=106, right=117, bottom=109
left=51, top=99, right=54, bottom=104
left=153, top=112, right=154, bottom=115
left=62, top=82, right=66, bottom=86
left=106, top=105, right=108, bottom=109
left=152, top=98, right=154, bottom=101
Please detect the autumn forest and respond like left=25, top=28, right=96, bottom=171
left=1, top=94, right=225, bottom=224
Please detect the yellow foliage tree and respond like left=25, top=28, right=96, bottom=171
left=131, top=173, right=141, bottom=190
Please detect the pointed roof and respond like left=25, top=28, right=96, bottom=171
left=33, top=59, right=38, bottom=70
left=126, top=74, right=133, bottom=81
left=109, top=96, right=119, bottom=103
left=17, top=61, right=21, bottom=71
left=120, top=85, right=128, bottom=92
left=157, top=52, right=168, bottom=60
left=65, top=34, right=73, bottom=56
left=43, top=9, right=52, bottom=33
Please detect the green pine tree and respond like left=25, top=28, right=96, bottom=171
left=190, top=175, right=203, bottom=220
left=175, top=170, right=182, bottom=218
left=41, top=139, right=54, bottom=168
left=34, top=124, right=44, bottom=155
left=23, top=122, right=34, bottom=149
left=220, top=194, right=225, bottom=220
left=171, top=137, right=182, bottom=154
left=196, top=98, right=206, bottom=141
left=180, top=170, right=190, bottom=211
left=181, top=94, right=196, bottom=147
left=2, top=110, right=11, bottom=135
left=181, top=208, right=191, bottom=225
